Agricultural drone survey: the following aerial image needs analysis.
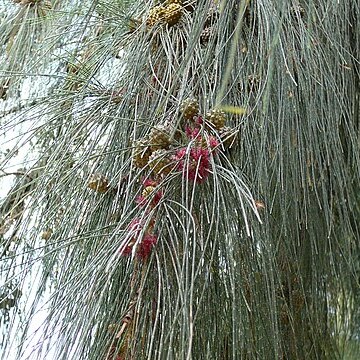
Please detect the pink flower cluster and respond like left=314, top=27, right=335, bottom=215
left=121, top=178, right=162, bottom=262
left=185, top=126, right=200, bottom=139
left=175, top=127, right=219, bottom=183
left=135, top=179, right=163, bottom=208
left=185, top=126, right=219, bottom=148
left=121, top=120, right=221, bottom=262
left=174, top=146, right=210, bottom=183
left=121, top=218, right=157, bottom=260
left=136, top=233, right=157, bottom=259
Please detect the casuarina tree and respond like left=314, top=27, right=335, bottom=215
left=0, top=0, right=359, bottom=359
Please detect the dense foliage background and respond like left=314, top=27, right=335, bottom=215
left=0, top=0, right=359, bottom=359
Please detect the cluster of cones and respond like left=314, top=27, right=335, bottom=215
left=87, top=97, right=238, bottom=262
left=132, top=97, right=237, bottom=183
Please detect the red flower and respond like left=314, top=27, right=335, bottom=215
left=137, top=233, right=158, bottom=260
left=120, top=234, right=157, bottom=260
left=136, top=189, right=163, bottom=207
left=175, top=145, right=211, bottom=183
left=121, top=243, right=133, bottom=256
left=120, top=218, right=142, bottom=255
left=184, top=127, right=219, bottom=152
left=195, top=116, right=204, bottom=125
left=135, top=195, right=146, bottom=206
left=174, top=148, right=187, bottom=160
left=128, top=218, right=142, bottom=235
left=152, top=190, right=163, bottom=206
left=185, top=126, right=200, bottom=139
left=208, top=136, right=219, bottom=149
left=143, top=178, right=157, bottom=187
left=136, top=179, right=163, bottom=208
left=120, top=219, right=157, bottom=260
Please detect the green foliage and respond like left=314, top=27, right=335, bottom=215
left=1, top=0, right=359, bottom=359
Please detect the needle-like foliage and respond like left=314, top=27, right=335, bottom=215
left=0, top=0, right=359, bottom=359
